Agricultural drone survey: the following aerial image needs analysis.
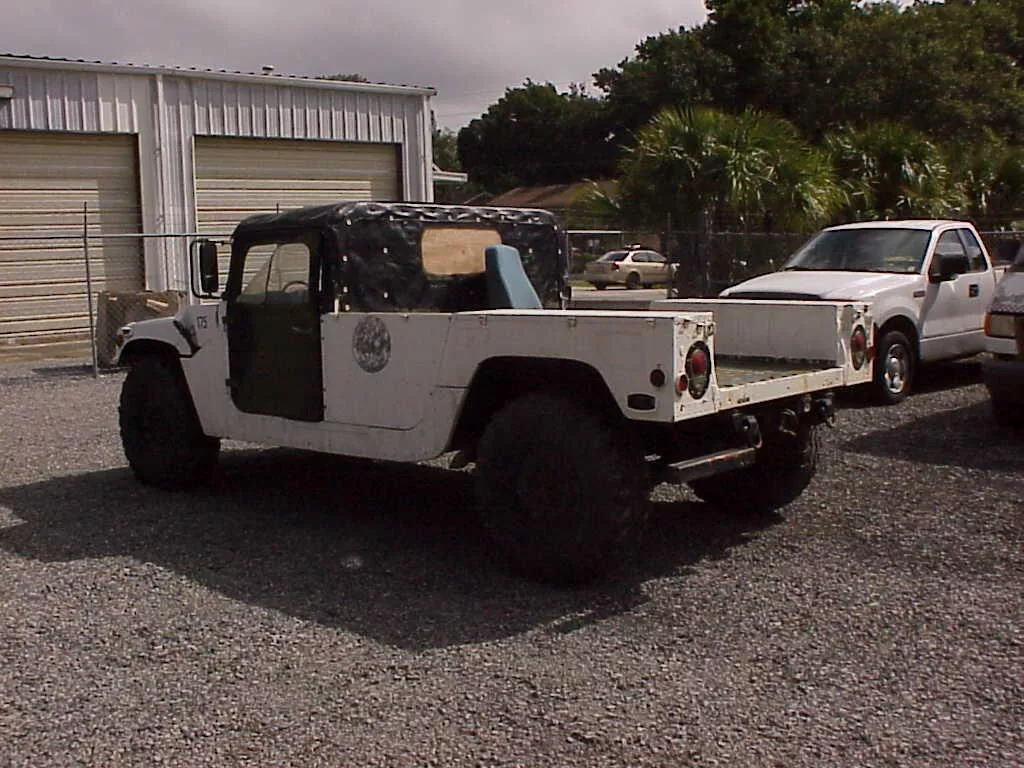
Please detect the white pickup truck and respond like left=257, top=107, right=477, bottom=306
left=113, top=202, right=872, bottom=584
left=721, top=220, right=1006, bottom=403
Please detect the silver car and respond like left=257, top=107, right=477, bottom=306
left=582, top=247, right=670, bottom=290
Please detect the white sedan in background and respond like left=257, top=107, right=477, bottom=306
left=582, top=247, right=671, bottom=290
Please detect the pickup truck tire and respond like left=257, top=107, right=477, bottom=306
left=119, top=354, right=220, bottom=489
left=874, top=330, right=914, bottom=404
left=688, top=422, right=818, bottom=514
left=475, top=393, right=648, bottom=585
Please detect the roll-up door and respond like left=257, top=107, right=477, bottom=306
left=193, top=137, right=401, bottom=236
left=0, top=131, right=142, bottom=353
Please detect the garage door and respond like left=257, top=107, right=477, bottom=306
left=0, top=131, right=142, bottom=352
left=193, top=137, right=401, bottom=235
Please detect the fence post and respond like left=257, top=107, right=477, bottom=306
left=82, top=203, right=99, bottom=378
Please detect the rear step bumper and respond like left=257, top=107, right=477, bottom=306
left=656, top=447, right=758, bottom=484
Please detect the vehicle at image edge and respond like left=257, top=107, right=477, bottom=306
left=982, top=241, right=1024, bottom=428
left=582, top=246, right=671, bottom=290
left=719, top=220, right=1007, bottom=404
left=113, top=201, right=873, bottom=585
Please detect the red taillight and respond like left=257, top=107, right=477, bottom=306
left=675, top=374, right=688, bottom=396
left=650, top=368, right=666, bottom=388
left=850, top=325, right=867, bottom=370
left=847, top=325, right=864, bottom=370
left=684, top=343, right=712, bottom=399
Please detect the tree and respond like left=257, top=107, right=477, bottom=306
left=432, top=128, right=461, bottom=171
left=456, top=82, right=617, bottom=193
left=594, top=0, right=1024, bottom=147
left=317, top=73, right=370, bottom=82
left=825, top=122, right=963, bottom=220
left=617, top=106, right=838, bottom=232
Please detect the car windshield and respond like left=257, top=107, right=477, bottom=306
left=783, top=229, right=931, bottom=274
left=598, top=251, right=628, bottom=262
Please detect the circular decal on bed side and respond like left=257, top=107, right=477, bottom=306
left=352, top=316, right=391, bottom=373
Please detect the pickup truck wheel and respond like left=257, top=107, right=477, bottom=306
left=625, top=272, right=641, bottom=290
left=688, top=422, right=818, bottom=514
left=874, top=330, right=914, bottom=404
left=119, top=355, right=220, bottom=489
left=476, top=394, right=648, bottom=585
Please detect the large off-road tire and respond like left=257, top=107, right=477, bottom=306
left=475, top=393, right=648, bottom=585
left=991, top=396, right=1024, bottom=429
left=874, top=329, right=915, bottom=405
left=688, top=422, right=819, bottom=514
left=119, top=354, right=220, bottom=489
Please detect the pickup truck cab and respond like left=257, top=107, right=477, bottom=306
left=721, top=220, right=1005, bottom=403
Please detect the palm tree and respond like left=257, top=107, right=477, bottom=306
left=618, top=106, right=838, bottom=232
left=617, top=106, right=839, bottom=293
left=825, top=122, right=964, bottom=220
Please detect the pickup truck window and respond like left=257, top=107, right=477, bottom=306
left=957, top=228, right=988, bottom=272
left=784, top=229, right=930, bottom=274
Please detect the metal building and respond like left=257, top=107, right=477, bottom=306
left=0, top=54, right=436, bottom=355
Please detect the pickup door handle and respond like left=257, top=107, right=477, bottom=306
left=968, top=284, right=979, bottom=298
left=290, top=325, right=314, bottom=336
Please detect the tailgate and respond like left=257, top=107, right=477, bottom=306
left=651, top=298, right=874, bottom=404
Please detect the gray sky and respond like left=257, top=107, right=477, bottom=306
left=6, top=0, right=707, bottom=130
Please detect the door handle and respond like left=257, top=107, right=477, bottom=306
left=290, top=325, right=314, bottom=335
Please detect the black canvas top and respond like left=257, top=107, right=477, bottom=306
left=232, top=201, right=567, bottom=311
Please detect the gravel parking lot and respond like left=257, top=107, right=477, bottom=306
left=0, top=357, right=1021, bottom=767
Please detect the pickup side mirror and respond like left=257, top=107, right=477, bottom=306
left=190, top=239, right=221, bottom=297
left=929, top=252, right=971, bottom=283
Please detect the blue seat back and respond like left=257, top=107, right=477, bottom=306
left=485, top=245, right=543, bottom=310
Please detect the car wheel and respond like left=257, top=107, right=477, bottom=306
left=119, top=354, right=220, bottom=489
left=873, top=329, right=915, bottom=405
left=476, top=393, right=648, bottom=584
left=688, top=422, right=819, bottom=514
left=625, top=272, right=641, bottom=290
left=592, top=282, right=607, bottom=291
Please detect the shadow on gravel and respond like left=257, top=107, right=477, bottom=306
left=0, top=449, right=777, bottom=650
left=836, top=358, right=983, bottom=409
left=841, top=399, right=1024, bottom=473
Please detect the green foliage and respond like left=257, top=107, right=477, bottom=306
left=456, top=81, right=617, bottom=192
left=432, top=128, right=461, bottom=171
left=318, top=73, right=370, bottom=82
left=617, top=106, right=839, bottom=232
left=453, top=0, right=1024, bottom=226
left=825, top=123, right=963, bottom=220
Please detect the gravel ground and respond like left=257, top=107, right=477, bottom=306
left=0, top=357, right=1020, bottom=767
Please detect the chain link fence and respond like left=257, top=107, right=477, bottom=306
left=569, top=228, right=1023, bottom=297
left=0, top=224, right=229, bottom=375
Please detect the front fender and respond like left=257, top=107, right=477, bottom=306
left=866, top=293, right=922, bottom=339
left=113, top=317, right=192, bottom=365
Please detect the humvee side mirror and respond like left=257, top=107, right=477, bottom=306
left=191, top=239, right=220, bottom=297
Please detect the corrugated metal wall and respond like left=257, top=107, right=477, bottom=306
left=0, top=131, right=142, bottom=348
left=0, top=58, right=434, bottom=299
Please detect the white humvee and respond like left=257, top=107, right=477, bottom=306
left=114, top=202, right=872, bottom=583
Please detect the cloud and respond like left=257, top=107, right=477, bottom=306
left=2, top=0, right=706, bottom=129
